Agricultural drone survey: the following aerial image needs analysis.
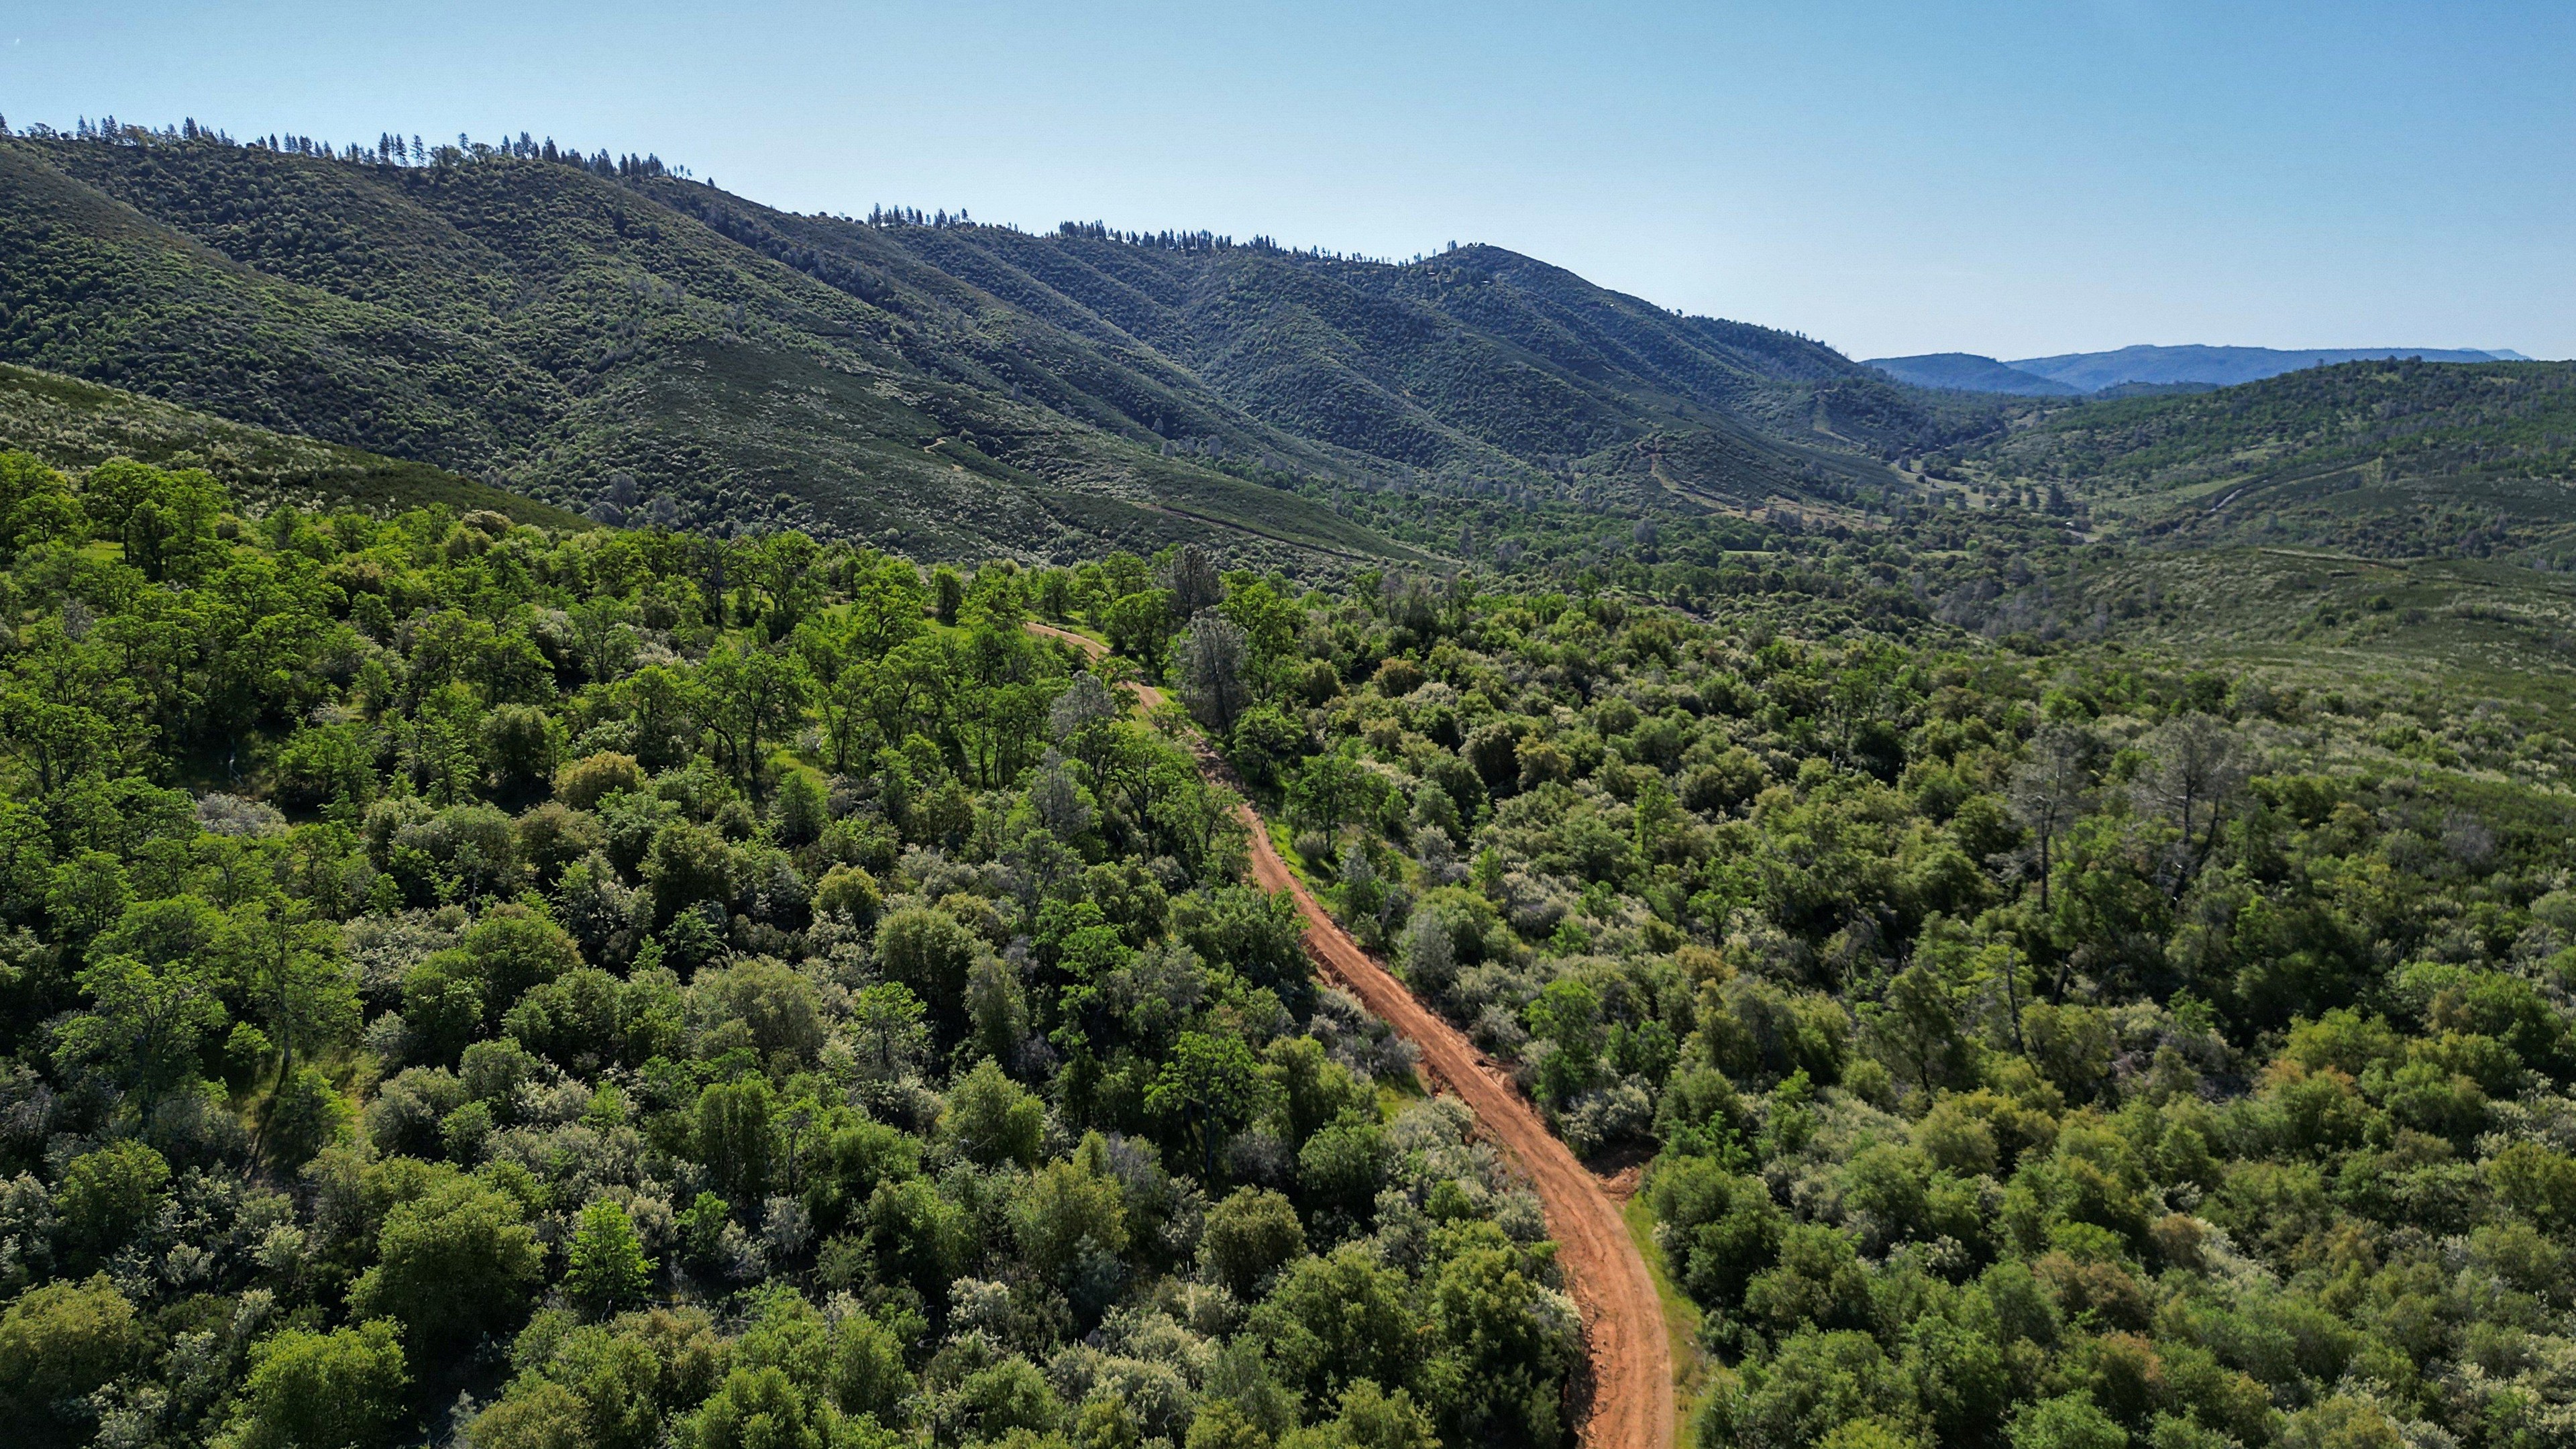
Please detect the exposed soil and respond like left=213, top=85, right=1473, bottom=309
left=1027, top=622, right=1674, bottom=1449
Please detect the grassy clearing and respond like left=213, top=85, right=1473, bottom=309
left=1623, top=1191, right=1711, bottom=1449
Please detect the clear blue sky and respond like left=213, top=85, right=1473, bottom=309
left=7, top=1, right=2570, bottom=360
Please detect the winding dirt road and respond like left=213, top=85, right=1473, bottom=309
left=1028, top=622, right=1673, bottom=1449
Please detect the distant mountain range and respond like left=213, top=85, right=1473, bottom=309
left=1869, top=343, right=2534, bottom=396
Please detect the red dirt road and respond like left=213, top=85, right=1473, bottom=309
left=1027, top=622, right=1674, bottom=1449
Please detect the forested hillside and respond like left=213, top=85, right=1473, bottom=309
left=0, top=124, right=1381, bottom=564
left=1955, top=360, right=2576, bottom=564
left=0, top=121, right=2008, bottom=568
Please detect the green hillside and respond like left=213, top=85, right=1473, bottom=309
left=2059, top=545, right=2576, bottom=710
left=0, top=129, right=2012, bottom=566
left=0, top=361, right=584, bottom=527
left=1957, top=360, right=2576, bottom=561
left=761, top=210, right=1980, bottom=474
left=0, top=133, right=1391, bottom=565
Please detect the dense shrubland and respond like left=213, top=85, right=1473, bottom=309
left=1202, top=567, right=2576, bottom=1449
left=0, top=451, right=1576, bottom=1449
left=12, top=423, right=2576, bottom=1449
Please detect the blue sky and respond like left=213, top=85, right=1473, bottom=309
left=7, top=1, right=2570, bottom=359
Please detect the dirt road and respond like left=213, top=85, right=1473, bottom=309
left=1026, top=622, right=1674, bottom=1449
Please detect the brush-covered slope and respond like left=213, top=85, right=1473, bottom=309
left=0, top=129, right=1996, bottom=561
left=0, top=361, right=583, bottom=527
left=713, top=197, right=1984, bottom=481
left=1961, top=358, right=2576, bottom=560
left=0, top=133, right=1393, bottom=564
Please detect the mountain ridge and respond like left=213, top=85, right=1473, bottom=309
left=1873, top=341, right=2528, bottom=395
left=0, top=126, right=2004, bottom=564
left=2011, top=342, right=2527, bottom=392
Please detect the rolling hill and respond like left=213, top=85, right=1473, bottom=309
left=0, top=125, right=2002, bottom=564
left=1955, top=357, right=2576, bottom=561
left=0, top=361, right=584, bottom=527
left=1866, top=352, right=2080, bottom=396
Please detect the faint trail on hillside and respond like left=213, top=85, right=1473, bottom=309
left=1026, top=621, right=1674, bottom=1449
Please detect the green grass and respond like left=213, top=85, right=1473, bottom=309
left=1623, top=1191, right=1711, bottom=1449
left=2077, top=547, right=2576, bottom=693
left=1377, top=1075, right=1430, bottom=1108
left=1267, top=818, right=1319, bottom=888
